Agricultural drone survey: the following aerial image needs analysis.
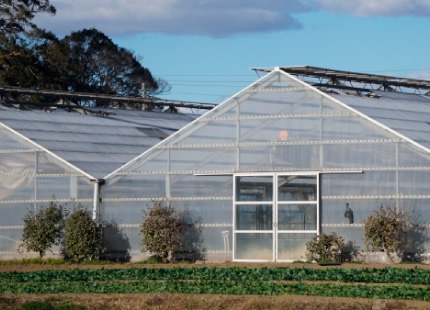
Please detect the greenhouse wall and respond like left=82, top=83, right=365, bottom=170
left=0, top=125, right=94, bottom=259
left=103, top=70, right=430, bottom=262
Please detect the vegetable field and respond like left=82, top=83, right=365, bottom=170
left=1, top=266, right=430, bottom=301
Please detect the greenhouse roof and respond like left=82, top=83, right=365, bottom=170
left=0, top=108, right=197, bottom=179
left=253, top=66, right=430, bottom=91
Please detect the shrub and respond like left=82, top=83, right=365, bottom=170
left=140, top=201, right=185, bottom=262
left=306, top=232, right=344, bottom=263
left=64, top=205, right=103, bottom=263
left=364, top=204, right=410, bottom=261
left=21, top=200, right=66, bottom=258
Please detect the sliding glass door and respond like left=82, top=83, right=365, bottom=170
left=233, top=173, right=318, bottom=262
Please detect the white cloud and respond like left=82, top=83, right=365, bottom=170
left=34, top=0, right=312, bottom=38
left=316, top=0, right=430, bottom=17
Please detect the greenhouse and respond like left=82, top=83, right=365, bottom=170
left=1, top=66, right=430, bottom=262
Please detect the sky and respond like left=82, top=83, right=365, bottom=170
left=35, top=0, right=430, bottom=105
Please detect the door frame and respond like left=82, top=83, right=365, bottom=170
left=233, top=172, right=319, bottom=262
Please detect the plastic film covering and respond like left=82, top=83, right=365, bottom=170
left=170, top=175, right=232, bottom=197
left=103, top=70, right=430, bottom=260
left=321, top=171, right=397, bottom=197
left=173, top=119, right=237, bottom=145
left=103, top=174, right=166, bottom=199
left=0, top=125, right=94, bottom=258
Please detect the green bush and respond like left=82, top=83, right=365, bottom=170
left=305, top=232, right=344, bottom=263
left=21, top=200, right=66, bottom=258
left=140, top=201, right=185, bottom=262
left=364, top=204, right=410, bottom=261
left=64, top=205, right=103, bottom=263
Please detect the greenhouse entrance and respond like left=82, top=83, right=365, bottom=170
left=233, top=173, right=319, bottom=262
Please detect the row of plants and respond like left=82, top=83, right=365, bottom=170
left=1, top=280, right=430, bottom=300
left=20, top=200, right=198, bottom=263
left=21, top=200, right=103, bottom=263
left=1, top=266, right=430, bottom=284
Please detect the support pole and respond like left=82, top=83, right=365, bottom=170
left=92, top=179, right=105, bottom=221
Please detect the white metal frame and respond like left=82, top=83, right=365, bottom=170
left=233, top=172, right=319, bottom=262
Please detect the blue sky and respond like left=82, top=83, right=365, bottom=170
left=35, top=0, right=430, bottom=105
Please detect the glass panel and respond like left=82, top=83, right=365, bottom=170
left=235, top=176, right=273, bottom=201
left=278, top=233, right=315, bottom=261
left=278, top=175, right=317, bottom=201
left=235, top=233, right=273, bottom=260
left=278, top=204, right=316, bottom=231
left=236, top=204, right=272, bottom=230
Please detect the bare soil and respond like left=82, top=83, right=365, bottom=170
left=1, top=262, right=430, bottom=310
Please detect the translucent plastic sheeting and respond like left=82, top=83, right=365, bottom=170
left=240, top=144, right=321, bottom=171
left=322, top=116, right=397, bottom=141
left=172, top=119, right=237, bottom=146
left=103, top=226, right=140, bottom=253
left=321, top=226, right=365, bottom=249
left=320, top=199, right=393, bottom=225
left=234, top=233, right=273, bottom=260
left=170, top=175, right=232, bottom=198
left=0, top=228, right=23, bottom=253
left=115, top=150, right=168, bottom=174
left=401, top=199, right=430, bottom=224
left=103, top=174, right=166, bottom=199
left=0, top=152, right=36, bottom=175
left=239, top=117, right=321, bottom=143
left=0, top=127, right=34, bottom=151
left=321, top=171, right=397, bottom=197
left=36, top=176, right=93, bottom=200
left=323, top=142, right=397, bottom=168
left=100, top=200, right=148, bottom=225
left=399, top=170, right=430, bottom=196
left=0, top=203, right=32, bottom=226
left=36, top=152, right=80, bottom=175
left=398, top=143, right=430, bottom=167
left=0, top=176, right=34, bottom=201
left=169, top=147, right=236, bottom=172
left=238, top=91, right=340, bottom=117
left=278, top=233, right=316, bottom=261
left=39, top=140, right=153, bottom=154
left=175, top=200, right=232, bottom=225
